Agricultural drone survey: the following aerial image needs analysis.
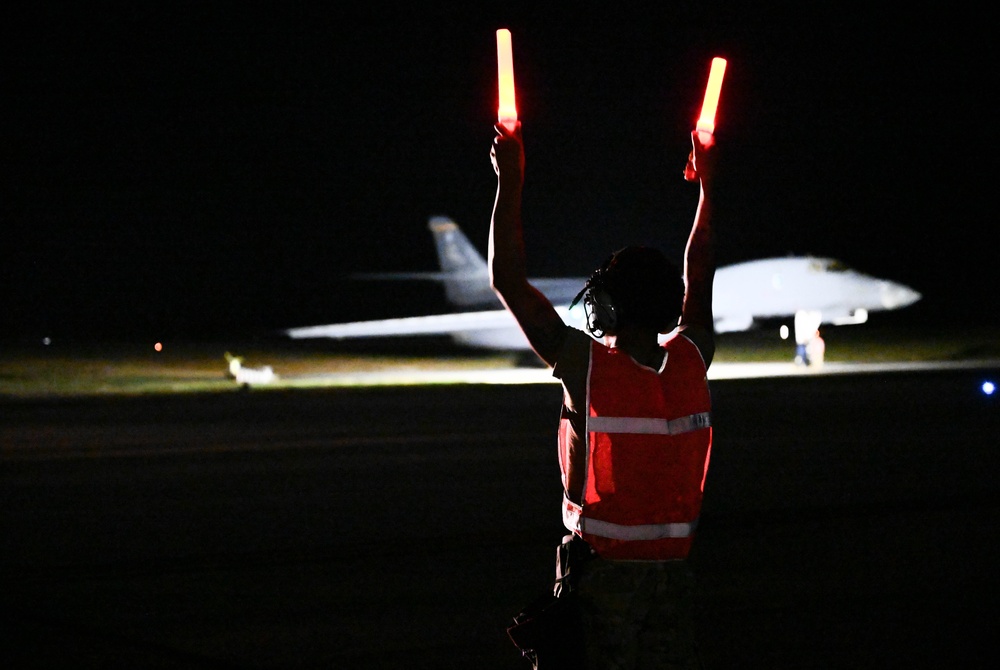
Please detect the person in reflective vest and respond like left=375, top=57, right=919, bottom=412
left=490, top=120, right=715, bottom=669
left=560, top=328, right=712, bottom=561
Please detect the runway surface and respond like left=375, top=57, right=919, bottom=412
left=2, top=365, right=999, bottom=668
left=275, top=358, right=1000, bottom=387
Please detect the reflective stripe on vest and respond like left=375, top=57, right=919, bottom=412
left=563, top=494, right=698, bottom=541
left=588, top=411, right=711, bottom=436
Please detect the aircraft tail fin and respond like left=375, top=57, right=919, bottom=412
left=428, top=216, right=487, bottom=274
left=427, top=216, right=496, bottom=308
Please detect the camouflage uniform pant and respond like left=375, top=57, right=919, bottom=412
left=575, top=557, right=702, bottom=670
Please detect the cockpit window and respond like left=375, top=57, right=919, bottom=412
left=809, top=259, right=851, bottom=273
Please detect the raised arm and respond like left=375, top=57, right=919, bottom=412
left=488, top=122, right=567, bottom=367
left=679, top=130, right=717, bottom=367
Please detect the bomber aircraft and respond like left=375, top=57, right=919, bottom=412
left=285, top=217, right=922, bottom=351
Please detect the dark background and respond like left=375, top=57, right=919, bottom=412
left=3, top=4, right=995, bottom=344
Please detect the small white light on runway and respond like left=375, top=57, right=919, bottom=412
left=982, top=381, right=996, bottom=396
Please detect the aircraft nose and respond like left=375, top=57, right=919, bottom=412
left=880, top=281, right=922, bottom=309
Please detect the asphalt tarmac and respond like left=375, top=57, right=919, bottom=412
left=2, top=367, right=998, bottom=669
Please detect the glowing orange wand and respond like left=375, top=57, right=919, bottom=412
left=686, top=56, right=727, bottom=180
left=696, top=57, right=728, bottom=141
left=496, top=29, right=517, bottom=131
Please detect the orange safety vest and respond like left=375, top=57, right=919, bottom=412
left=560, top=333, right=712, bottom=560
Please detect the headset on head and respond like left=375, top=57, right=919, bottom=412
left=571, top=246, right=686, bottom=338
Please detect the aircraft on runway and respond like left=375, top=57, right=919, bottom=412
left=285, top=217, right=922, bottom=351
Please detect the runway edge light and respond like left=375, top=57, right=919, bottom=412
left=496, top=28, right=517, bottom=132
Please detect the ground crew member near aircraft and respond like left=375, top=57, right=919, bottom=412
left=490, top=121, right=716, bottom=669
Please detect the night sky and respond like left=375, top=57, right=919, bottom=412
left=3, top=5, right=995, bottom=344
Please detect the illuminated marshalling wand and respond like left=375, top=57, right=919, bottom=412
left=496, top=29, right=517, bottom=131
left=695, top=57, right=728, bottom=145
left=686, top=56, right=727, bottom=181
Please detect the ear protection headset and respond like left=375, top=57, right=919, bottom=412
left=583, top=287, right=618, bottom=337
left=571, top=253, right=621, bottom=338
